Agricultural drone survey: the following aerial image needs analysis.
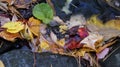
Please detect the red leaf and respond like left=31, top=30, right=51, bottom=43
left=78, top=27, right=89, bottom=39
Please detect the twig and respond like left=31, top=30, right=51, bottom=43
left=33, top=52, right=36, bottom=67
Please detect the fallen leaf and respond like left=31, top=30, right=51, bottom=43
left=0, top=0, right=14, bottom=5
left=97, top=48, right=109, bottom=59
left=40, top=40, right=50, bottom=50
left=105, top=19, right=120, bottom=30
left=78, top=27, right=89, bottom=39
left=0, top=31, right=21, bottom=41
left=0, top=60, right=4, bottom=67
left=57, top=38, right=65, bottom=47
left=28, top=17, right=41, bottom=36
left=0, top=15, right=10, bottom=26
left=0, top=2, right=8, bottom=12
left=80, top=33, right=103, bottom=51
left=50, top=31, right=57, bottom=43
left=2, top=21, right=24, bottom=33
left=87, top=15, right=103, bottom=28
left=59, top=25, right=68, bottom=34
left=66, top=14, right=86, bottom=29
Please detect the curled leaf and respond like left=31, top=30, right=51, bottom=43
left=0, top=31, right=21, bottom=41
left=80, top=33, right=103, bottom=51
left=2, top=21, right=24, bottom=33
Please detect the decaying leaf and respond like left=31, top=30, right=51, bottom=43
left=0, top=0, right=15, bottom=5
left=97, top=48, right=109, bottom=59
left=2, top=21, right=24, bottom=33
left=0, top=60, right=4, bottom=67
left=28, top=17, right=41, bottom=36
left=0, top=2, right=8, bottom=12
left=50, top=31, right=57, bottom=43
left=0, top=31, right=21, bottom=41
left=0, top=15, right=10, bottom=26
left=80, top=33, right=103, bottom=52
left=66, top=14, right=86, bottom=29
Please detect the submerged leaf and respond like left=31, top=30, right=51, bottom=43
left=33, top=3, right=54, bottom=24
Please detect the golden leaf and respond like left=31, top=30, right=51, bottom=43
left=2, top=21, right=24, bottom=33
left=105, top=19, right=120, bottom=30
left=57, top=39, right=65, bottom=47
left=40, top=41, right=50, bottom=50
left=28, top=17, right=41, bottom=36
left=87, top=15, right=103, bottom=27
left=0, top=31, right=21, bottom=41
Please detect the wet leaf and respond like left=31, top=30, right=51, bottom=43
left=0, top=31, right=21, bottom=41
left=2, top=21, right=24, bottom=33
left=33, top=3, right=54, bottom=24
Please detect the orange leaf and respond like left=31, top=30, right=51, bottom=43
left=0, top=31, right=21, bottom=41
left=28, top=17, right=41, bottom=36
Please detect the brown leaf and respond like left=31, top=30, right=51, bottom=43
left=0, top=31, right=21, bottom=41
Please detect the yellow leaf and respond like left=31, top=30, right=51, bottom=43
left=105, top=19, right=120, bottom=30
left=40, top=41, right=50, bottom=50
left=2, top=21, right=24, bottom=33
left=28, top=17, right=41, bottom=36
left=0, top=60, right=4, bottom=67
left=0, top=31, right=21, bottom=41
left=87, top=15, right=103, bottom=27
left=57, top=39, right=65, bottom=47
left=59, top=25, right=68, bottom=34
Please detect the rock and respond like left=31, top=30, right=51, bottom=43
left=0, top=50, right=78, bottom=67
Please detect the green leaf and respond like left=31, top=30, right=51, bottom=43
left=32, top=3, right=53, bottom=24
